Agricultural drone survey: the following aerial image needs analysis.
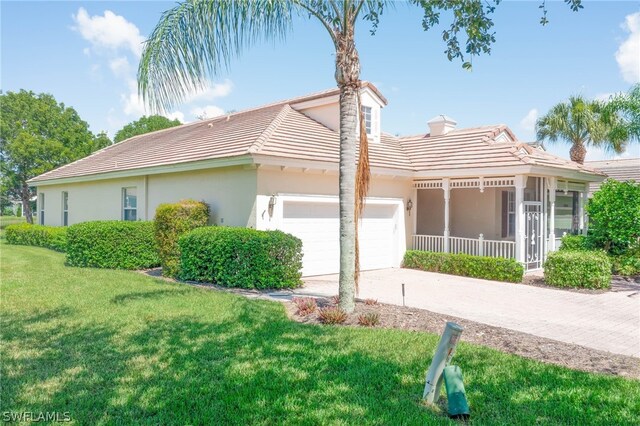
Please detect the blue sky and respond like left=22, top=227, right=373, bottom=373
left=2, top=0, right=639, bottom=161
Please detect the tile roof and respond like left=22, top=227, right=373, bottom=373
left=29, top=86, right=602, bottom=184
left=585, top=158, right=640, bottom=194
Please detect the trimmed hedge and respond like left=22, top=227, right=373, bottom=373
left=559, top=234, right=589, bottom=251
left=5, top=223, right=67, bottom=252
left=544, top=251, right=611, bottom=289
left=403, top=250, right=524, bottom=283
left=179, top=227, right=303, bottom=289
left=154, top=199, right=209, bottom=277
left=66, top=221, right=160, bottom=269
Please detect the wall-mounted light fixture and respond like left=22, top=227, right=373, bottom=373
left=406, top=198, right=413, bottom=216
left=268, top=194, right=277, bottom=219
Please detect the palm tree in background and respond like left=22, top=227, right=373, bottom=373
left=138, top=0, right=584, bottom=312
left=536, top=95, right=625, bottom=164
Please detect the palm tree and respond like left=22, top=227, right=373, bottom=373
left=138, top=0, right=584, bottom=311
left=603, top=83, right=640, bottom=145
left=536, top=95, right=624, bottom=164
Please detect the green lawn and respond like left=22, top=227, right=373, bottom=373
left=0, top=215, right=25, bottom=229
left=1, top=244, right=639, bottom=425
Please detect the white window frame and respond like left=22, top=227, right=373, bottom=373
left=122, top=187, right=137, bottom=221
left=62, top=191, right=69, bottom=226
left=507, top=190, right=515, bottom=238
left=39, top=193, right=45, bottom=225
left=361, top=105, right=372, bottom=135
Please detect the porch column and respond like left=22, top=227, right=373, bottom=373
left=548, top=177, right=557, bottom=251
left=514, top=175, right=526, bottom=263
left=412, top=187, right=418, bottom=235
left=580, top=183, right=589, bottom=235
left=443, top=178, right=450, bottom=253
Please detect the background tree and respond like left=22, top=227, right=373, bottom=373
left=138, top=0, right=584, bottom=312
left=0, top=90, right=111, bottom=223
left=114, top=115, right=182, bottom=143
left=603, top=83, right=640, bottom=146
left=535, top=95, right=624, bottom=164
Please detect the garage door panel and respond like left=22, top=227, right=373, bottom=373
left=280, top=199, right=398, bottom=276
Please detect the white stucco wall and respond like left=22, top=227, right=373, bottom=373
left=36, top=176, right=146, bottom=227
left=35, top=166, right=257, bottom=227
left=146, top=166, right=257, bottom=227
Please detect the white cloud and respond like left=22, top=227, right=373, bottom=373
left=615, top=12, right=640, bottom=84
left=164, top=111, right=185, bottom=123
left=191, top=105, right=225, bottom=120
left=186, top=79, right=234, bottom=103
left=109, top=57, right=130, bottom=78
left=72, top=7, right=145, bottom=57
left=520, top=108, right=538, bottom=133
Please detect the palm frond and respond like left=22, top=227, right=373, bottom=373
left=138, top=0, right=293, bottom=112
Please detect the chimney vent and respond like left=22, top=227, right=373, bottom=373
left=427, top=115, right=457, bottom=136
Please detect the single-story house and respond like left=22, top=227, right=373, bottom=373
left=29, top=83, right=604, bottom=274
left=585, top=158, right=640, bottom=196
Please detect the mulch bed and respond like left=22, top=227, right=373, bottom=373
left=288, top=297, right=640, bottom=380
left=522, top=273, right=640, bottom=295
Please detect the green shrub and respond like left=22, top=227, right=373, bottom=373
left=402, top=250, right=524, bottom=283
left=544, top=251, right=611, bottom=289
left=66, top=221, right=160, bottom=269
left=587, top=179, right=640, bottom=255
left=5, top=223, right=67, bottom=252
left=154, top=199, right=209, bottom=277
left=559, top=234, right=589, bottom=251
left=610, top=246, right=640, bottom=276
left=179, top=226, right=302, bottom=289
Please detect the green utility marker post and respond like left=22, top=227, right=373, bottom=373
left=443, top=365, right=470, bottom=419
left=423, top=322, right=463, bottom=403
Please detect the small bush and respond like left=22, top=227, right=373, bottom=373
left=364, top=298, right=378, bottom=306
left=318, top=306, right=348, bottom=324
left=331, top=295, right=340, bottom=305
left=357, top=312, right=380, bottom=327
left=66, top=221, right=160, bottom=269
left=544, top=251, right=611, bottom=289
left=611, top=246, right=640, bottom=276
left=403, top=251, right=524, bottom=283
left=5, top=223, right=67, bottom=252
left=154, top=199, right=209, bottom=277
left=292, top=297, right=317, bottom=316
left=179, top=227, right=303, bottom=289
left=559, top=234, right=588, bottom=251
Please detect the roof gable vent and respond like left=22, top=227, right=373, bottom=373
left=427, top=115, right=457, bottom=136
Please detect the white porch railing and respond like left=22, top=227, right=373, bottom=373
left=412, top=234, right=515, bottom=259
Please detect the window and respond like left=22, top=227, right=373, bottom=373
left=122, top=187, right=137, bottom=221
left=39, top=193, right=45, bottom=225
left=62, top=192, right=69, bottom=226
left=501, top=190, right=515, bottom=238
left=361, top=105, right=372, bottom=135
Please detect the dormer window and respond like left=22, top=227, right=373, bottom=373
left=361, top=105, right=372, bottom=135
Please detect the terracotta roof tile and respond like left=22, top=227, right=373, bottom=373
left=29, top=86, right=602, bottom=184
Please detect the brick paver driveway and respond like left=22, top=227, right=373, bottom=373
left=295, top=269, right=640, bottom=357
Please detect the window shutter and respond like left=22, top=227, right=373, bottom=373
left=501, top=191, right=508, bottom=238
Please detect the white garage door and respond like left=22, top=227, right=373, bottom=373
left=280, top=199, right=399, bottom=276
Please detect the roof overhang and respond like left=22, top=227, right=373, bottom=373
left=414, top=164, right=606, bottom=183
left=28, top=155, right=254, bottom=187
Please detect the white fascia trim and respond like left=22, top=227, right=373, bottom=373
left=414, top=166, right=532, bottom=179
left=30, top=155, right=254, bottom=187
left=527, top=166, right=606, bottom=183
left=290, top=95, right=340, bottom=111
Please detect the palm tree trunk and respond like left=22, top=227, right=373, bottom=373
left=570, top=140, right=587, bottom=164
left=335, top=29, right=360, bottom=313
